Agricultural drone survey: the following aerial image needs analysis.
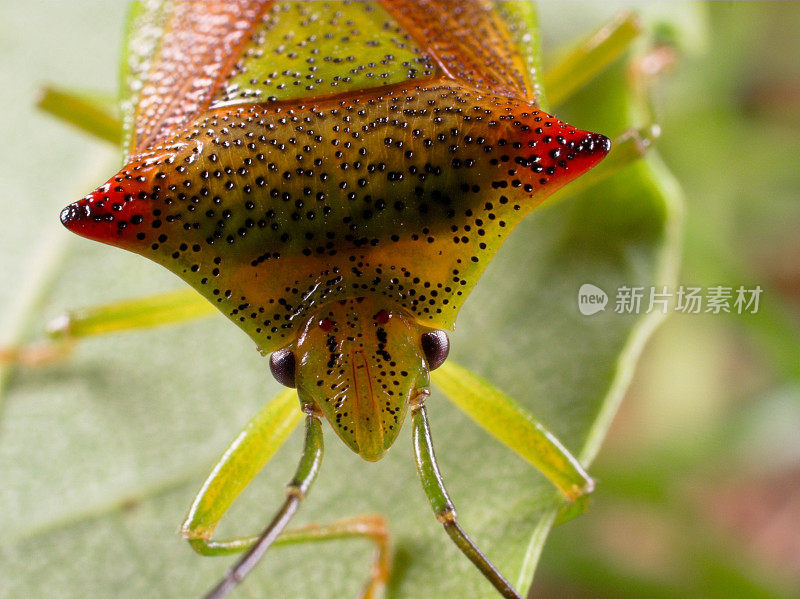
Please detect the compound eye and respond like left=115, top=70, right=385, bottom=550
left=421, top=330, right=449, bottom=371
left=269, top=348, right=296, bottom=388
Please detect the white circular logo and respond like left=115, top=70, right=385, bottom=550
left=578, top=284, right=608, bottom=316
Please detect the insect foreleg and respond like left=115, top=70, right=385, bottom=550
left=0, top=338, right=75, bottom=367
left=432, top=362, right=594, bottom=502
left=47, top=288, right=217, bottom=340
left=203, top=413, right=324, bottom=599
left=273, top=515, right=391, bottom=599
left=181, top=388, right=304, bottom=555
left=0, top=289, right=217, bottom=367
left=412, top=404, right=522, bottom=599
left=37, top=85, right=120, bottom=144
left=179, top=388, right=390, bottom=598
left=544, top=11, right=642, bottom=107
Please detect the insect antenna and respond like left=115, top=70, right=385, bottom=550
left=412, top=404, right=522, bottom=599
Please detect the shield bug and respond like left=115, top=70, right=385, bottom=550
left=48, top=1, right=616, bottom=597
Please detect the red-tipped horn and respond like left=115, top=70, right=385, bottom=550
left=61, top=172, right=154, bottom=250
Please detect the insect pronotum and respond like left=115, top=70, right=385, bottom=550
left=53, top=1, right=612, bottom=597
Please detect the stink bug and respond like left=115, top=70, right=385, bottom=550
left=9, top=1, right=667, bottom=597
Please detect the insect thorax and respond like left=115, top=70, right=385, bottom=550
left=64, top=84, right=607, bottom=356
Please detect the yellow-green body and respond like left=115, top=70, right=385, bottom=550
left=62, top=0, right=607, bottom=461
left=41, top=2, right=647, bottom=597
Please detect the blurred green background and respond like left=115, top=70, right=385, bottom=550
left=537, top=2, right=800, bottom=597
left=0, top=2, right=797, bottom=598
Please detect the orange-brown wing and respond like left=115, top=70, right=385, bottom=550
left=381, top=0, right=536, bottom=100
left=121, top=0, right=539, bottom=156
left=121, top=0, right=270, bottom=156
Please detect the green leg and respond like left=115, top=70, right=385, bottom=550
left=46, top=288, right=217, bottom=339
left=1, top=288, right=217, bottom=366
left=537, top=13, right=659, bottom=210
left=544, top=11, right=642, bottom=107
left=37, top=85, right=120, bottom=144
left=432, top=361, right=593, bottom=502
left=412, top=403, right=522, bottom=599
left=271, top=515, right=391, bottom=599
left=0, top=337, right=75, bottom=367
left=183, top=400, right=390, bottom=599
left=181, top=388, right=305, bottom=553
left=202, top=413, right=324, bottom=599
left=2, top=87, right=193, bottom=366
left=201, top=515, right=390, bottom=599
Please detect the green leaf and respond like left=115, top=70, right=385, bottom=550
left=0, top=3, right=680, bottom=598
